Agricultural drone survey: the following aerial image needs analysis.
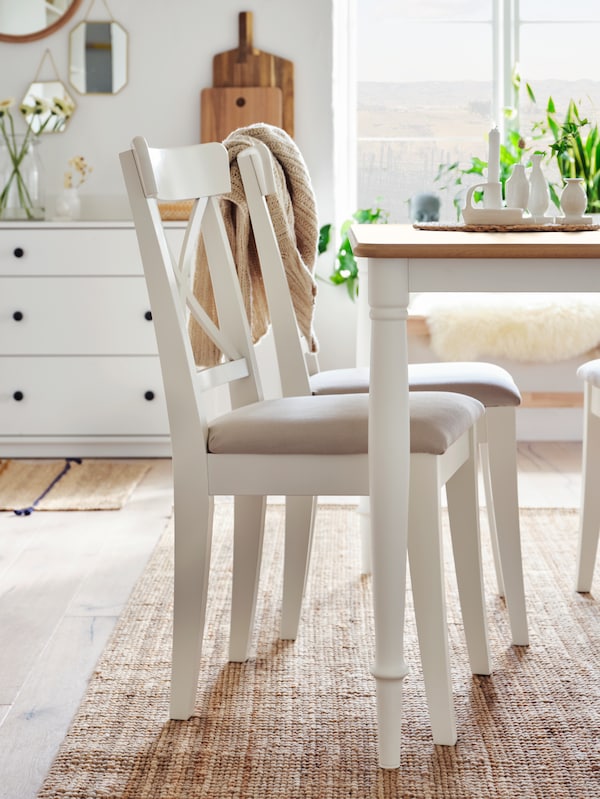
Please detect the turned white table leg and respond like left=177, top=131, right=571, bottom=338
left=367, top=256, right=411, bottom=769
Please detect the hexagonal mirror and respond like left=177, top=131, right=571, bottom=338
left=69, top=21, right=128, bottom=95
left=21, top=80, right=76, bottom=134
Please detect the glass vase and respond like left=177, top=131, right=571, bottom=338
left=0, top=135, right=45, bottom=221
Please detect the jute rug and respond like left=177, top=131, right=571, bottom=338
left=0, top=459, right=150, bottom=513
left=37, top=505, right=600, bottom=798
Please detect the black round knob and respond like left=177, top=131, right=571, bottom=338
left=12, top=311, right=24, bottom=321
left=144, top=310, right=153, bottom=321
left=144, top=390, right=155, bottom=401
left=236, top=96, right=246, bottom=107
left=13, top=247, right=24, bottom=258
left=13, top=391, right=24, bottom=401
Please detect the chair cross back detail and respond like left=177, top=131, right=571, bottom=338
left=121, top=138, right=263, bottom=420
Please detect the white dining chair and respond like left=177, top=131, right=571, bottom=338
left=120, top=136, right=491, bottom=765
left=237, top=138, right=528, bottom=648
left=575, top=358, right=600, bottom=592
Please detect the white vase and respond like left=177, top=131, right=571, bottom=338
left=560, top=177, right=587, bottom=219
left=528, top=153, right=550, bottom=218
left=505, top=163, right=529, bottom=210
left=56, top=188, right=81, bottom=220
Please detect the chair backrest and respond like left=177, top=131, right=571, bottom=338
left=119, top=137, right=265, bottom=457
left=237, top=141, right=315, bottom=398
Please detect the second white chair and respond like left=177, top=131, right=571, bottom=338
left=237, top=138, right=528, bottom=648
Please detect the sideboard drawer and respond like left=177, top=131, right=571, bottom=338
left=0, top=356, right=169, bottom=435
left=0, top=228, right=146, bottom=276
left=1, top=277, right=157, bottom=355
left=0, top=226, right=185, bottom=277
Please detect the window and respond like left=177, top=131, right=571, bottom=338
left=356, top=0, right=600, bottom=222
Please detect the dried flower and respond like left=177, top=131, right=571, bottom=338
left=64, top=155, right=93, bottom=189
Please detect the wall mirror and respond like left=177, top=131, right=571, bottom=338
left=0, top=0, right=82, bottom=43
left=69, top=20, right=127, bottom=94
left=21, top=80, right=76, bottom=133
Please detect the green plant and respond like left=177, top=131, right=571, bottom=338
left=320, top=204, right=389, bottom=301
left=538, top=97, right=600, bottom=213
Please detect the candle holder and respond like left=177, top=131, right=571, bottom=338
left=462, top=184, right=527, bottom=225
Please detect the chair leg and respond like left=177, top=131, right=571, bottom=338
left=229, top=495, right=267, bottom=662
left=280, top=495, right=317, bottom=639
left=477, top=416, right=505, bottom=596
left=445, top=430, right=491, bottom=676
left=170, top=477, right=214, bottom=720
left=408, top=456, right=456, bottom=746
left=357, top=495, right=372, bottom=575
left=485, top=407, right=528, bottom=646
left=576, top=384, right=600, bottom=592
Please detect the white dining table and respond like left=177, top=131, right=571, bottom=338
left=348, top=223, right=600, bottom=769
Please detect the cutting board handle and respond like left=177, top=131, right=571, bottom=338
left=238, top=11, right=253, bottom=61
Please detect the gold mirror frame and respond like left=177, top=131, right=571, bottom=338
left=69, top=20, right=128, bottom=95
left=0, top=0, right=83, bottom=43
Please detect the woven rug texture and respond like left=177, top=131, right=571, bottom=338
left=37, top=505, right=600, bottom=798
left=0, top=459, right=150, bottom=512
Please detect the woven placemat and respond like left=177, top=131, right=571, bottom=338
left=414, top=221, right=600, bottom=232
left=36, top=505, right=600, bottom=798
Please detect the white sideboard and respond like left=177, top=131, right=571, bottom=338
left=0, top=221, right=180, bottom=457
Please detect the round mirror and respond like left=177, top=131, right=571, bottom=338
left=69, top=21, right=128, bottom=95
left=0, top=0, right=83, bottom=43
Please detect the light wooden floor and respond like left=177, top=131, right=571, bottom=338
left=0, top=444, right=587, bottom=799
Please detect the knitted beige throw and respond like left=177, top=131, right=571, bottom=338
left=190, top=124, right=319, bottom=367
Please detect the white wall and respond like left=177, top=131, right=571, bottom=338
left=0, top=0, right=359, bottom=370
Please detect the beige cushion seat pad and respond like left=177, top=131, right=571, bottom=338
left=310, top=362, right=521, bottom=408
left=208, top=391, right=484, bottom=456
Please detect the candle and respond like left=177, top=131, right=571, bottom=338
left=488, top=126, right=500, bottom=184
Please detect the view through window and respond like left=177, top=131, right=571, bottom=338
left=356, top=0, right=600, bottom=222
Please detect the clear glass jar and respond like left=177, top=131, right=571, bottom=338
left=0, top=135, right=45, bottom=220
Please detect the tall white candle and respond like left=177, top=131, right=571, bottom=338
left=488, top=126, right=500, bottom=184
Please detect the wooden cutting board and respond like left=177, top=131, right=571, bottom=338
left=200, top=86, right=283, bottom=142
left=202, top=10, right=294, bottom=139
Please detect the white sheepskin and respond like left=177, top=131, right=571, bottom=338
left=410, top=293, right=600, bottom=363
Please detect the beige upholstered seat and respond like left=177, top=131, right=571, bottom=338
left=121, top=135, right=491, bottom=766
left=311, top=362, right=521, bottom=409
left=209, top=391, right=482, bottom=455
left=238, top=139, right=528, bottom=648
left=575, top=358, right=600, bottom=592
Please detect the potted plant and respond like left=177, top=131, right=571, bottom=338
left=320, top=204, right=389, bottom=300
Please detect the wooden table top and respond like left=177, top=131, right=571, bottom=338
left=349, top=224, right=600, bottom=260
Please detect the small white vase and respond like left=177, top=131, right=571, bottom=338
left=528, top=153, right=550, bottom=219
left=56, top=188, right=81, bottom=220
left=505, top=163, right=529, bottom=210
left=560, top=178, right=587, bottom=220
